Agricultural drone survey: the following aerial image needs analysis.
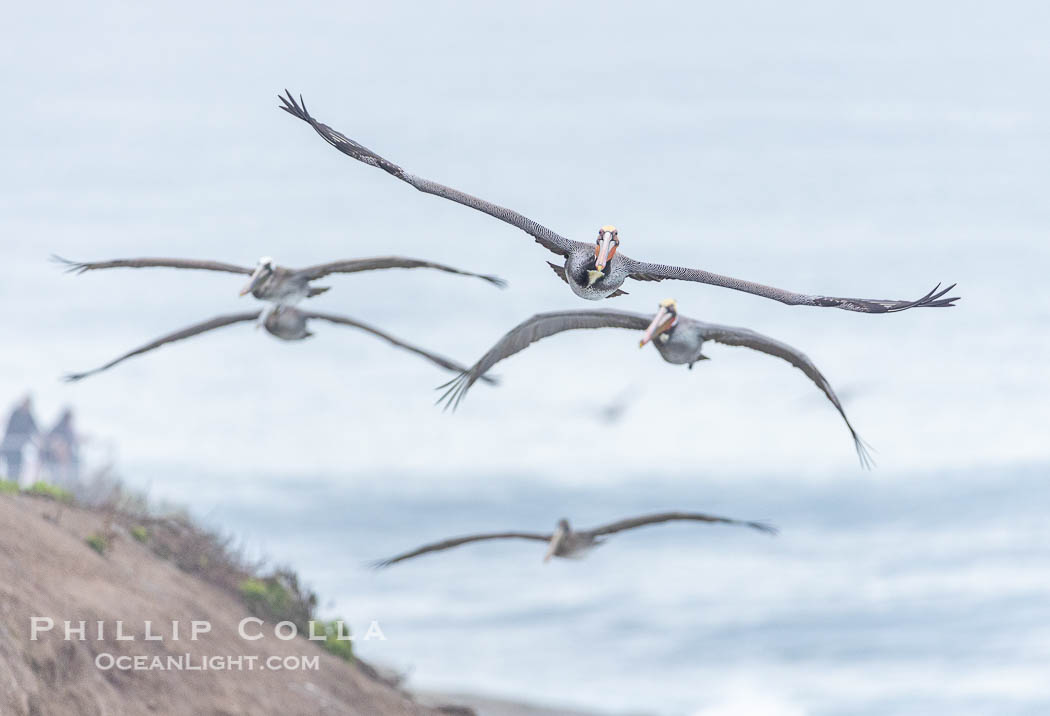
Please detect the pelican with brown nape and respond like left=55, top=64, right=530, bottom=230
left=372, top=512, right=777, bottom=567
left=438, top=299, right=873, bottom=467
left=54, top=254, right=506, bottom=306
left=279, top=90, right=958, bottom=312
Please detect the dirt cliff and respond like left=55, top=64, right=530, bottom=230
left=0, top=492, right=458, bottom=715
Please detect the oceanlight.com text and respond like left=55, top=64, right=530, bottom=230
left=94, top=653, right=321, bottom=672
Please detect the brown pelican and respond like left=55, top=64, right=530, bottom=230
left=438, top=299, right=872, bottom=467
left=63, top=305, right=496, bottom=384
left=279, top=91, right=958, bottom=312
left=373, top=512, right=776, bottom=567
left=54, top=254, right=506, bottom=305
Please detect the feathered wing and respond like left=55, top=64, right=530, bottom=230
left=302, top=311, right=496, bottom=384
left=622, top=257, right=958, bottom=314
left=297, top=256, right=506, bottom=288
left=587, top=511, right=778, bottom=537
left=63, top=312, right=261, bottom=382
left=278, top=91, right=581, bottom=258
left=53, top=255, right=252, bottom=275
left=372, top=531, right=551, bottom=568
left=436, top=310, right=652, bottom=410
left=695, top=321, right=874, bottom=467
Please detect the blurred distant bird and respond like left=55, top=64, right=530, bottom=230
left=592, top=386, right=641, bottom=425
left=373, top=512, right=776, bottom=567
left=54, top=254, right=505, bottom=306
left=437, top=299, right=872, bottom=467
left=63, top=306, right=496, bottom=384
left=279, top=90, right=957, bottom=311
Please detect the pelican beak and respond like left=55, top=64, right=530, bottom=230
left=594, top=230, right=616, bottom=272
left=543, top=530, right=564, bottom=562
left=639, top=305, right=673, bottom=347
left=239, top=266, right=266, bottom=296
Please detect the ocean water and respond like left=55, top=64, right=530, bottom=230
left=128, top=464, right=1050, bottom=716
left=3, top=1, right=1050, bottom=714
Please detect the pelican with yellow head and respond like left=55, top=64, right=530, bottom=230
left=281, top=90, right=958, bottom=313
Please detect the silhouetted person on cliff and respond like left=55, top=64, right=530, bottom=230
left=40, top=407, right=79, bottom=487
left=1, top=396, right=39, bottom=481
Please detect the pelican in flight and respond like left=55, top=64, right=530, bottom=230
left=438, top=299, right=872, bottom=467
left=279, top=91, right=958, bottom=312
left=54, top=254, right=505, bottom=306
left=373, top=512, right=776, bottom=567
left=64, top=305, right=495, bottom=384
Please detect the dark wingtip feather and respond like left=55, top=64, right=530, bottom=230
left=924, top=282, right=959, bottom=306
left=278, top=89, right=310, bottom=121
left=889, top=281, right=962, bottom=311
left=435, top=373, right=469, bottom=412
left=51, top=255, right=86, bottom=274
left=435, top=376, right=458, bottom=391
left=749, top=521, right=779, bottom=536
left=452, top=378, right=471, bottom=411
left=483, top=274, right=509, bottom=289
left=277, top=89, right=294, bottom=113
left=855, top=435, right=877, bottom=470
left=928, top=283, right=960, bottom=307
left=62, top=373, right=86, bottom=383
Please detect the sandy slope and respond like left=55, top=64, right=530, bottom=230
left=0, top=493, right=462, bottom=716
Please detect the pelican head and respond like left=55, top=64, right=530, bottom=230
left=240, top=256, right=277, bottom=296
left=639, top=298, right=678, bottom=347
left=544, top=518, right=572, bottom=562
left=589, top=225, right=619, bottom=284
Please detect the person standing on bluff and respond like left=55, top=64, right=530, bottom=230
left=40, top=407, right=80, bottom=487
left=1, top=396, right=39, bottom=482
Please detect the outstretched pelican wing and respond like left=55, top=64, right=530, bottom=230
left=587, top=511, right=777, bottom=537
left=279, top=91, right=580, bottom=258
left=63, top=312, right=261, bottom=382
left=436, top=310, right=651, bottom=410
left=297, top=256, right=506, bottom=288
left=54, top=255, right=252, bottom=275
left=622, top=257, right=958, bottom=314
left=372, top=531, right=551, bottom=568
left=301, top=311, right=497, bottom=384
left=696, top=321, right=874, bottom=467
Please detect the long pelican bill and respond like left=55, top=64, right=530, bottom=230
left=543, top=528, right=566, bottom=562
left=639, top=304, right=674, bottom=347
left=239, top=265, right=266, bottom=296
left=594, top=229, right=617, bottom=271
